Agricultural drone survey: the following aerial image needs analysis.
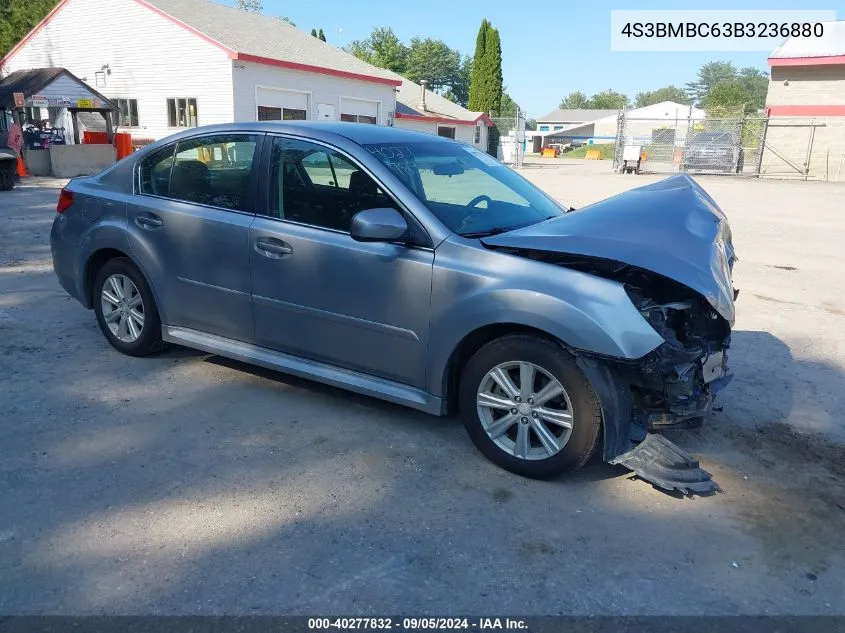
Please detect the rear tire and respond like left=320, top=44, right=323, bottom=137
left=93, top=257, right=164, bottom=357
left=458, top=334, right=602, bottom=479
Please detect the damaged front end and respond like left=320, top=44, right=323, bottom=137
left=480, top=174, right=738, bottom=493
left=569, top=258, right=735, bottom=494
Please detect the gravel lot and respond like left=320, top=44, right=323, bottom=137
left=1, top=166, right=843, bottom=615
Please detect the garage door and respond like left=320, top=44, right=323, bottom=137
left=340, top=98, right=379, bottom=124
left=256, top=87, right=309, bottom=121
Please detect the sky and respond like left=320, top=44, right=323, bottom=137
left=226, top=0, right=842, bottom=118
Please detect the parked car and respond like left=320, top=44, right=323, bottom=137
left=682, top=131, right=744, bottom=173
left=50, top=123, right=737, bottom=492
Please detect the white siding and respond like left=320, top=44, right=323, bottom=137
left=232, top=60, right=396, bottom=124
left=1, top=0, right=234, bottom=141
left=394, top=118, right=484, bottom=148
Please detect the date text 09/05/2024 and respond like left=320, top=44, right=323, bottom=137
left=620, top=22, right=824, bottom=39
left=308, top=618, right=528, bottom=630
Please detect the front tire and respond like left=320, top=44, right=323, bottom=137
left=93, top=257, right=164, bottom=357
left=458, top=334, right=602, bottom=479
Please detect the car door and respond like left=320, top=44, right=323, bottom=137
left=127, top=132, right=264, bottom=341
left=249, top=135, right=434, bottom=388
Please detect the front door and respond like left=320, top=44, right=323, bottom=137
left=127, top=132, right=263, bottom=341
left=249, top=135, right=433, bottom=388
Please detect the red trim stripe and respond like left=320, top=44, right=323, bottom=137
left=0, top=0, right=72, bottom=68
left=768, top=55, right=845, bottom=67
left=233, top=53, right=402, bottom=86
left=767, top=105, right=845, bottom=116
left=395, top=112, right=491, bottom=126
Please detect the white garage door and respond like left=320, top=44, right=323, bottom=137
left=340, top=97, right=379, bottom=124
left=256, top=87, right=309, bottom=121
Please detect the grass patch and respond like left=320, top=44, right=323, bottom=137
left=564, top=143, right=616, bottom=160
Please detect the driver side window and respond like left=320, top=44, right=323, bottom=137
left=267, top=137, right=396, bottom=232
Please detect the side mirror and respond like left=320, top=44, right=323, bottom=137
left=350, top=208, right=408, bottom=243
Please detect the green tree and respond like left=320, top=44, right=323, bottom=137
left=406, top=37, right=462, bottom=94
left=311, top=28, right=318, bottom=37
left=485, top=25, right=503, bottom=114
left=558, top=91, right=589, bottom=109
left=467, top=19, right=490, bottom=112
left=700, top=79, right=749, bottom=112
left=738, top=67, right=768, bottom=112
left=347, top=27, right=408, bottom=74
left=318, top=28, right=326, bottom=42
left=278, top=16, right=296, bottom=26
left=634, top=85, right=690, bottom=108
left=587, top=89, right=629, bottom=109
left=443, top=55, right=472, bottom=107
left=0, top=0, right=58, bottom=58
left=236, top=0, right=262, bottom=11
left=686, top=61, right=737, bottom=105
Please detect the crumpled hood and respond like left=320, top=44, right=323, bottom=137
left=482, top=174, right=737, bottom=323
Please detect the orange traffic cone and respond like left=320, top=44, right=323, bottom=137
left=16, top=155, right=28, bottom=178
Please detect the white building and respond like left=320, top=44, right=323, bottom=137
left=1, top=0, right=484, bottom=147
left=391, top=75, right=492, bottom=150
left=531, top=101, right=704, bottom=151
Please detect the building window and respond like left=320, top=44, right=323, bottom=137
left=258, top=106, right=307, bottom=121
left=167, top=98, right=198, bottom=127
left=474, top=124, right=482, bottom=144
left=437, top=126, right=456, bottom=139
left=340, top=113, right=377, bottom=124
left=553, top=125, right=563, bottom=130
left=538, top=125, right=549, bottom=131
left=113, top=98, right=139, bottom=127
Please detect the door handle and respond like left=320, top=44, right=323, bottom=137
left=135, top=213, right=163, bottom=229
left=255, top=238, right=292, bottom=258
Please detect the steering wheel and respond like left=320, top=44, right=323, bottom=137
left=467, top=194, right=492, bottom=208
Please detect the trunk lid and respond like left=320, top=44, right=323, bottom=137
left=481, top=174, right=737, bottom=323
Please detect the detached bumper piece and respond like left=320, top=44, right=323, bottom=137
left=610, top=433, right=720, bottom=495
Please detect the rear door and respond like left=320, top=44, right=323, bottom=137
left=127, top=132, right=264, bottom=341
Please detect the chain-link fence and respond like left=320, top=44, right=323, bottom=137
left=612, top=109, right=838, bottom=180
left=613, top=110, right=764, bottom=176
left=488, top=110, right=526, bottom=168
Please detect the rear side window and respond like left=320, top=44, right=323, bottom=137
left=169, top=134, right=260, bottom=211
left=139, top=145, right=175, bottom=196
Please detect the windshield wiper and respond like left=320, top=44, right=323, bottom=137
left=460, top=226, right=515, bottom=238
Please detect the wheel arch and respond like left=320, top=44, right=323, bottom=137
left=440, top=323, right=564, bottom=414
left=82, top=248, right=163, bottom=320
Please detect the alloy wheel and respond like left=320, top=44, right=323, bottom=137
left=476, top=361, right=574, bottom=460
left=101, top=274, right=145, bottom=343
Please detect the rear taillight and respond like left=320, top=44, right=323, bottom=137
left=57, top=189, right=74, bottom=213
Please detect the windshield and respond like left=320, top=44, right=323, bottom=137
left=363, top=141, right=565, bottom=236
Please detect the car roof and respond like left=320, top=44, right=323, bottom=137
left=146, top=121, right=455, bottom=148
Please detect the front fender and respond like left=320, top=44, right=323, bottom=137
left=425, top=238, right=665, bottom=398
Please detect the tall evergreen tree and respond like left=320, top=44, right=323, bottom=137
left=485, top=26, right=503, bottom=115
left=467, top=20, right=490, bottom=112
left=318, top=28, right=326, bottom=42
left=311, top=28, right=318, bottom=38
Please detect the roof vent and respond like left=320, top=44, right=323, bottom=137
left=419, top=80, right=428, bottom=112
